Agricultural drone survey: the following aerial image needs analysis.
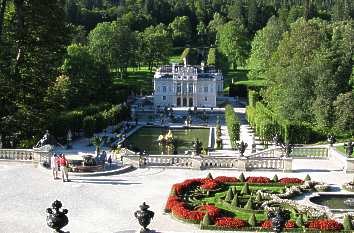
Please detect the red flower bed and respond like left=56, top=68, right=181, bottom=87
left=246, top=176, right=271, bottom=183
left=279, top=178, right=304, bottom=184
left=215, top=217, right=247, bottom=228
left=165, top=196, right=182, bottom=211
left=172, top=178, right=207, bottom=195
left=171, top=203, right=204, bottom=221
left=200, top=180, right=220, bottom=190
left=214, top=176, right=238, bottom=183
left=285, top=220, right=296, bottom=229
left=260, top=220, right=272, bottom=229
left=198, top=205, right=221, bottom=220
left=307, top=219, right=342, bottom=231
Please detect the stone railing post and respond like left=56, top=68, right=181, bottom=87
left=190, top=157, right=202, bottom=170
left=237, top=157, right=247, bottom=171
left=282, top=157, right=292, bottom=172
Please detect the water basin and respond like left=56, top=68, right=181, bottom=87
left=310, top=194, right=354, bottom=210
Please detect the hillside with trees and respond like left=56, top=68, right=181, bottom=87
left=0, top=0, right=353, bottom=147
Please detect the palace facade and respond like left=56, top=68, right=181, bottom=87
left=153, top=62, right=223, bottom=108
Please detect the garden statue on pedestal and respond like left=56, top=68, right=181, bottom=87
left=345, top=140, right=353, bottom=157
left=193, top=138, right=202, bottom=156
left=273, top=134, right=280, bottom=147
left=281, top=142, right=293, bottom=157
left=238, top=141, right=248, bottom=157
left=134, top=202, right=154, bottom=233
left=35, top=130, right=61, bottom=148
left=251, top=135, right=256, bottom=153
left=327, top=135, right=336, bottom=147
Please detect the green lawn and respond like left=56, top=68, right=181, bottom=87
left=235, top=80, right=267, bottom=87
left=223, top=69, right=249, bottom=94
left=336, top=145, right=349, bottom=156
left=113, top=67, right=153, bottom=94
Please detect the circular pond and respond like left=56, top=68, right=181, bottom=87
left=310, top=194, right=354, bottom=210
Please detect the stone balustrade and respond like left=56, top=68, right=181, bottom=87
left=290, top=147, right=328, bottom=158
left=0, top=147, right=52, bottom=164
left=122, top=154, right=292, bottom=171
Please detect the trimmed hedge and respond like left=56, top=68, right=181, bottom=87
left=225, top=105, right=240, bottom=149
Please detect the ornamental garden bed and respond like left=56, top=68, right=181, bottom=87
left=164, top=173, right=352, bottom=232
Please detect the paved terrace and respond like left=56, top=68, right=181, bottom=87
left=0, top=159, right=348, bottom=233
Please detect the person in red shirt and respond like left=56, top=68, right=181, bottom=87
left=59, top=154, right=70, bottom=182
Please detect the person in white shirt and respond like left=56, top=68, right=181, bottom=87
left=51, top=154, right=59, bottom=180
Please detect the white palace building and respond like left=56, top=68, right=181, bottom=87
left=153, top=61, right=223, bottom=108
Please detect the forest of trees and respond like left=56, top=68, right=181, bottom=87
left=0, top=0, right=353, bottom=147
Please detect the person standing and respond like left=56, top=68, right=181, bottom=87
left=51, top=154, right=59, bottom=180
left=107, top=155, right=112, bottom=168
left=59, top=154, right=70, bottom=182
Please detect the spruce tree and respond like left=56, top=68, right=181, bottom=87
left=206, top=172, right=213, bottom=179
left=343, top=214, right=353, bottom=230
left=244, top=197, right=253, bottom=210
left=248, top=213, right=256, bottom=226
left=225, top=188, right=234, bottom=202
left=239, top=172, right=245, bottom=182
left=231, top=193, right=239, bottom=207
left=304, top=174, right=311, bottom=181
left=272, top=174, right=279, bottom=183
left=296, top=215, right=304, bottom=227
left=241, top=183, right=250, bottom=195
left=202, top=213, right=212, bottom=226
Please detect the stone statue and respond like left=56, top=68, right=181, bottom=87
left=327, top=135, right=336, bottom=147
left=345, top=140, right=353, bottom=157
left=273, top=134, right=281, bottom=146
left=281, top=142, right=293, bottom=157
left=66, top=130, right=72, bottom=149
left=193, top=138, right=202, bottom=156
left=35, top=130, right=53, bottom=148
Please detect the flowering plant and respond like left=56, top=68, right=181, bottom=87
left=214, top=176, right=238, bottom=183
left=200, top=180, right=219, bottom=190
left=279, top=178, right=304, bottom=184
left=246, top=176, right=271, bottom=183
left=171, top=203, right=204, bottom=221
left=198, top=205, right=221, bottom=220
left=260, top=220, right=272, bottom=229
left=284, top=220, right=296, bottom=229
left=215, top=217, right=247, bottom=228
left=307, top=219, right=342, bottom=231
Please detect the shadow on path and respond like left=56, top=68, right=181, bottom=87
left=293, top=169, right=342, bottom=173
left=70, top=178, right=141, bottom=185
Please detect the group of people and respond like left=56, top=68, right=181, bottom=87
left=50, top=154, right=70, bottom=182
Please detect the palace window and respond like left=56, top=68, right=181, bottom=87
left=162, top=86, right=167, bottom=93
left=163, top=96, right=166, bottom=100
left=204, top=86, right=208, bottom=93
left=204, top=97, right=208, bottom=101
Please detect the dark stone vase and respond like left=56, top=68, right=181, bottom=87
left=134, top=202, right=154, bottom=233
left=46, top=200, right=69, bottom=233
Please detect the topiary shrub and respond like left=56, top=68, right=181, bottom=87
left=239, top=173, right=245, bottom=182
left=305, top=174, right=311, bottom=181
left=206, top=172, right=213, bottom=179
left=296, top=215, right=304, bottom=227
left=231, top=193, right=239, bottom=207
left=255, top=192, right=262, bottom=202
left=202, top=213, right=212, bottom=226
left=248, top=213, right=256, bottom=227
left=343, top=214, right=353, bottom=230
left=272, top=174, right=279, bottom=183
left=241, top=183, right=250, bottom=195
left=224, top=188, right=234, bottom=202
left=244, top=197, right=253, bottom=210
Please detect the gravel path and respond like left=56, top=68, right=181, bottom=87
left=0, top=161, right=350, bottom=233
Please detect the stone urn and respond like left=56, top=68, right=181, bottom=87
left=134, top=202, right=154, bottom=233
left=46, top=200, right=69, bottom=233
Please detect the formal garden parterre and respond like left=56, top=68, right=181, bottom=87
left=164, top=173, right=354, bottom=232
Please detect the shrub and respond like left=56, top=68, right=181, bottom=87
left=248, top=214, right=256, bottom=227
left=307, top=219, right=342, bottom=231
left=304, top=174, right=311, bottom=181
left=224, top=188, right=234, bottom=202
left=224, top=105, right=240, bottom=149
left=215, top=217, right=247, bottom=228
left=239, top=173, right=245, bottom=182
left=202, top=214, right=212, bottom=226
left=241, top=183, right=250, bottom=195
left=246, top=176, right=271, bottom=183
left=272, top=174, right=279, bottom=183
left=198, top=205, right=221, bottom=220
left=231, top=194, right=239, bottom=207
left=244, top=197, right=253, bottom=210
left=343, top=214, right=353, bottom=230
left=206, top=172, right=213, bottom=179
left=296, top=215, right=304, bottom=227
left=83, top=115, right=96, bottom=137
